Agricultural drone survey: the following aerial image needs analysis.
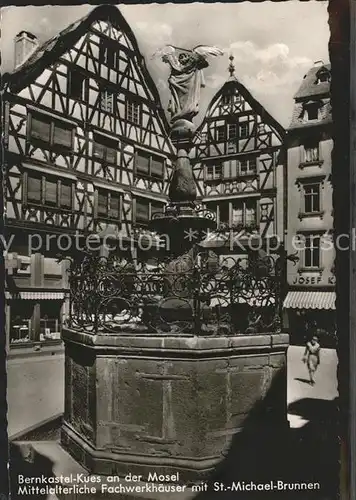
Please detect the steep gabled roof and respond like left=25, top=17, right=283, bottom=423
left=294, top=63, right=331, bottom=101
left=195, top=75, right=285, bottom=140
left=2, top=5, right=170, bottom=133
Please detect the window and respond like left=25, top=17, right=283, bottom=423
left=60, top=183, right=72, bottom=209
left=316, top=70, right=330, bottom=84
left=219, top=201, right=230, bottom=224
left=27, top=175, right=42, bottom=203
left=68, top=70, right=86, bottom=101
left=216, top=126, right=226, bottom=142
left=99, top=39, right=117, bottom=69
left=10, top=300, right=62, bottom=346
left=126, top=99, right=141, bottom=124
left=221, top=95, right=232, bottom=106
left=97, top=189, right=121, bottom=220
left=136, top=150, right=164, bottom=180
left=135, top=198, right=164, bottom=226
left=206, top=164, right=222, bottom=181
left=305, top=103, right=319, bottom=121
left=93, top=134, right=118, bottom=163
left=304, top=142, right=319, bottom=162
left=100, top=90, right=114, bottom=114
left=228, top=123, right=237, bottom=140
left=304, top=184, right=320, bottom=214
left=10, top=301, right=33, bottom=345
left=239, top=157, right=257, bottom=175
left=207, top=200, right=257, bottom=228
left=232, top=200, right=257, bottom=227
left=222, top=160, right=237, bottom=179
left=239, top=122, right=249, bottom=139
left=29, top=113, right=74, bottom=151
left=40, top=301, right=62, bottom=341
left=304, top=235, right=320, bottom=268
left=25, top=173, right=73, bottom=210
left=45, top=179, right=57, bottom=206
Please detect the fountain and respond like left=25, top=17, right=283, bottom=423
left=59, top=48, right=290, bottom=493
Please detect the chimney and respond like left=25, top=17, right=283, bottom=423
left=14, top=31, right=38, bottom=69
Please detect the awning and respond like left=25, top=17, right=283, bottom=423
left=283, top=291, right=336, bottom=310
left=5, top=291, right=66, bottom=300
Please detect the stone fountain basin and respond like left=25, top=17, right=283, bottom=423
left=61, top=328, right=289, bottom=482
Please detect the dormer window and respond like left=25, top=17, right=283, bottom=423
left=304, top=102, right=320, bottom=121
left=316, top=69, right=330, bottom=84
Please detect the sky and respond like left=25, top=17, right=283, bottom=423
left=0, top=2, right=330, bottom=128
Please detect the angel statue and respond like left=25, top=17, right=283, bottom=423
left=153, top=45, right=224, bottom=124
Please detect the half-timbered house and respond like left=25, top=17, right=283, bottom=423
left=2, top=5, right=175, bottom=352
left=191, top=57, right=286, bottom=258
left=283, top=61, right=335, bottom=346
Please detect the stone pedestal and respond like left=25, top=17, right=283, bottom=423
left=61, top=329, right=289, bottom=483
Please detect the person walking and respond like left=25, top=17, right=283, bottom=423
left=302, top=335, right=321, bottom=385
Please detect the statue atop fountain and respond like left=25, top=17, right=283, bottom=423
left=154, top=44, right=223, bottom=137
left=151, top=44, right=223, bottom=229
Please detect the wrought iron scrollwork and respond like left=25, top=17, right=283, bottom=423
left=65, top=246, right=286, bottom=336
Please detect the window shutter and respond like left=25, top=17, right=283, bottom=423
left=239, top=123, right=249, bottom=139
left=27, top=176, right=42, bottom=202
left=53, top=123, right=72, bottom=148
left=109, top=194, right=120, bottom=219
left=249, top=158, right=257, bottom=172
left=136, top=152, right=150, bottom=175
left=45, top=179, right=57, bottom=206
left=151, top=156, right=164, bottom=179
left=136, top=199, right=149, bottom=222
left=60, top=183, right=72, bottom=209
left=98, top=191, right=108, bottom=216
left=31, top=116, right=51, bottom=142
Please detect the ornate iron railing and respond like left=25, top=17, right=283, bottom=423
left=65, top=247, right=287, bottom=336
